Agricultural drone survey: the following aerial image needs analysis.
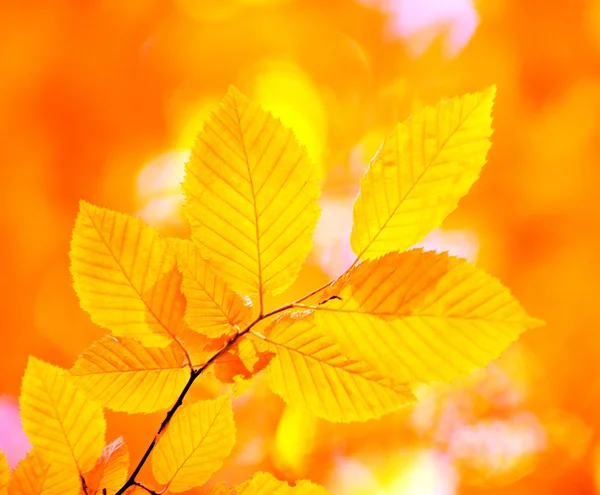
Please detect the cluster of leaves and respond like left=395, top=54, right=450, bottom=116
left=0, top=86, right=541, bottom=495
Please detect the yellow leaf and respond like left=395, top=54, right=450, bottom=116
left=70, top=201, right=187, bottom=347
left=151, top=395, right=236, bottom=492
left=0, top=450, right=8, bottom=495
left=8, top=450, right=80, bottom=495
left=263, top=312, right=414, bottom=422
left=183, top=87, right=321, bottom=311
left=233, top=472, right=331, bottom=494
left=19, top=358, right=106, bottom=478
left=314, top=250, right=543, bottom=384
left=351, top=87, right=496, bottom=259
left=83, top=437, right=129, bottom=495
left=70, top=336, right=190, bottom=413
left=173, top=239, right=253, bottom=338
left=212, top=335, right=274, bottom=385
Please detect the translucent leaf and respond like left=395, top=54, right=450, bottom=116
left=70, top=336, right=190, bottom=413
left=8, top=450, right=79, bottom=495
left=233, top=472, right=330, bottom=494
left=183, top=87, right=321, bottom=311
left=151, top=395, right=236, bottom=492
left=0, top=450, right=8, bottom=495
left=20, top=358, right=106, bottom=478
left=263, top=312, right=414, bottom=422
left=174, top=239, right=253, bottom=338
left=70, top=202, right=187, bottom=347
left=315, top=250, right=543, bottom=383
left=212, top=335, right=274, bottom=385
left=351, top=87, right=496, bottom=259
left=83, top=437, right=129, bottom=495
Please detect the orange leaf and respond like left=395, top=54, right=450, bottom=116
left=83, top=437, right=129, bottom=495
left=8, top=449, right=80, bottom=495
left=0, top=450, right=8, bottom=495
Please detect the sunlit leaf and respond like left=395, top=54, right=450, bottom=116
left=233, top=472, right=331, bottom=494
left=212, top=334, right=274, bottom=385
left=151, top=395, right=236, bottom=492
left=7, top=450, right=79, bottom=495
left=183, top=87, right=321, bottom=311
left=83, top=437, right=129, bottom=495
left=174, top=239, right=253, bottom=338
left=351, top=87, right=496, bottom=259
left=0, top=450, right=8, bottom=495
left=70, top=202, right=187, bottom=347
left=263, top=312, right=414, bottom=422
left=20, top=358, right=106, bottom=481
left=315, top=250, right=543, bottom=383
left=70, top=336, right=190, bottom=413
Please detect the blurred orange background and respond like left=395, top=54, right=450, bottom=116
left=1, top=0, right=600, bottom=493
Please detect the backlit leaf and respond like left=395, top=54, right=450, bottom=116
left=233, top=472, right=331, bottom=494
left=315, top=250, right=543, bottom=383
left=351, top=87, right=496, bottom=259
left=70, top=202, right=186, bottom=347
left=151, top=395, right=236, bottom=492
left=263, top=312, right=414, bottom=422
left=70, top=336, right=190, bottom=413
left=183, top=87, right=321, bottom=311
left=212, top=335, right=274, bottom=385
left=83, top=437, right=129, bottom=495
left=0, top=450, right=8, bottom=495
left=8, top=450, right=79, bottom=495
left=174, top=239, right=252, bottom=338
left=20, top=358, right=106, bottom=480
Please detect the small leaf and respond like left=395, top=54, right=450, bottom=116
left=264, top=312, right=414, bottom=422
left=183, top=87, right=321, bottom=311
left=233, top=472, right=331, bottom=494
left=0, top=450, right=8, bottom=495
left=70, top=336, right=190, bottom=413
left=212, top=335, right=274, bottom=385
left=20, top=358, right=106, bottom=478
left=70, top=202, right=187, bottom=347
left=83, top=437, right=129, bottom=495
left=151, top=396, right=236, bottom=492
left=315, top=249, right=543, bottom=383
left=351, top=87, right=496, bottom=259
left=8, top=450, right=80, bottom=495
left=174, top=239, right=253, bottom=338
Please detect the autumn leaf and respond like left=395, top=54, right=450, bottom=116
left=212, top=334, right=274, bottom=385
left=83, top=437, right=129, bottom=495
left=174, top=239, right=252, bottom=338
left=70, top=336, right=190, bottom=413
left=183, top=86, right=321, bottom=311
left=7, top=450, right=80, bottom=495
left=20, top=358, right=106, bottom=479
left=70, top=202, right=187, bottom=347
left=261, top=312, right=414, bottom=422
left=314, top=249, right=542, bottom=384
left=232, top=472, right=331, bottom=494
left=351, top=87, right=496, bottom=259
left=0, top=450, right=8, bottom=495
left=151, top=395, right=236, bottom=492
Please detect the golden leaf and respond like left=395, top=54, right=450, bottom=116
left=212, top=334, right=274, bottom=385
left=233, top=472, right=330, bottom=494
left=351, top=87, right=496, bottom=259
left=70, top=336, right=190, bottom=413
left=8, top=450, right=80, bottom=495
left=83, top=437, right=129, bottom=495
left=151, top=395, right=236, bottom=492
left=263, top=312, right=414, bottom=422
left=183, top=87, right=320, bottom=312
left=70, top=202, right=187, bottom=347
left=173, top=239, right=253, bottom=338
left=315, top=250, right=543, bottom=383
left=0, top=450, right=8, bottom=495
left=20, top=358, right=106, bottom=478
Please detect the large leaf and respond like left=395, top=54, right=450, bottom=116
left=233, top=472, right=330, bottom=494
left=8, top=450, right=79, bottom=495
left=174, top=239, right=252, bottom=338
left=151, top=395, right=236, bottom=492
left=83, top=437, right=129, bottom=495
left=70, top=336, right=190, bottom=413
left=263, top=312, right=414, bottom=422
left=183, top=87, right=321, bottom=311
left=70, top=202, right=187, bottom=347
left=351, top=87, right=496, bottom=259
left=315, top=250, right=542, bottom=383
left=20, top=358, right=106, bottom=480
